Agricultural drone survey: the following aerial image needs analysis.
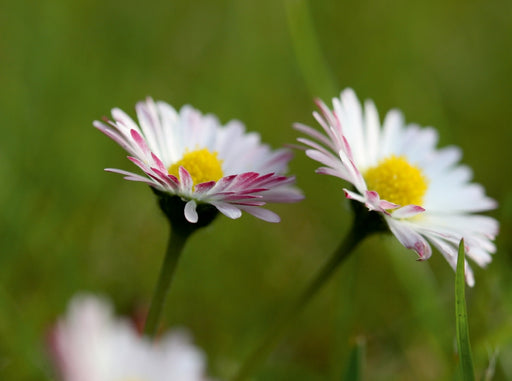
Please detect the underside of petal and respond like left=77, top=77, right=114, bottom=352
left=184, top=200, right=198, bottom=223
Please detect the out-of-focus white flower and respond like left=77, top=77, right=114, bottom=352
left=296, top=88, right=498, bottom=286
left=50, top=294, right=214, bottom=381
left=94, top=99, right=303, bottom=224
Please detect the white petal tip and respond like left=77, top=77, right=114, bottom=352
left=184, top=200, right=199, bottom=223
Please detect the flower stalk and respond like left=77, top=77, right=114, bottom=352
left=144, top=226, right=191, bottom=338
left=144, top=191, right=219, bottom=339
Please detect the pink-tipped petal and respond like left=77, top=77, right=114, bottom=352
left=379, top=200, right=401, bottom=211
left=343, top=189, right=366, bottom=204
left=178, top=167, right=193, bottom=192
left=386, top=218, right=432, bottom=261
left=391, top=205, right=425, bottom=219
left=294, top=122, right=336, bottom=150
left=260, top=187, right=304, bottom=203
left=194, top=181, right=217, bottom=195
left=364, top=191, right=399, bottom=213
left=95, top=123, right=138, bottom=156
left=128, top=156, right=152, bottom=173
left=150, top=168, right=180, bottom=191
left=263, top=149, right=294, bottom=171
left=316, top=167, right=349, bottom=180
left=338, top=149, right=366, bottom=193
left=130, top=129, right=151, bottom=158
left=306, top=149, right=343, bottom=171
left=151, top=152, right=167, bottom=173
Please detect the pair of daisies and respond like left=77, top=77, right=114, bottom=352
left=50, top=88, right=498, bottom=381
left=94, top=88, right=498, bottom=287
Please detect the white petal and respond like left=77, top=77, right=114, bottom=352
left=211, top=202, right=242, bottom=219
left=112, top=107, right=142, bottom=134
left=386, top=218, right=432, bottom=260
left=335, top=89, right=366, bottom=167
left=239, top=206, right=281, bottom=223
left=363, top=99, right=380, bottom=166
left=184, top=200, right=198, bottom=223
left=380, top=109, right=404, bottom=158
left=178, top=167, right=194, bottom=193
left=391, top=205, right=425, bottom=219
left=343, top=189, right=366, bottom=204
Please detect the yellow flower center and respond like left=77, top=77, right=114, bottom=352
left=363, top=155, right=428, bottom=206
left=168, top=148, right=224, bottom=185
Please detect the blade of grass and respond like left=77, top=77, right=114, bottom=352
left=284, top=0, right=338, bottom=99
left=483, top=348, right=499, bottom=381
left=341, top=337, right=365, bottom=381
left=455, top=238, right=476, bottom=381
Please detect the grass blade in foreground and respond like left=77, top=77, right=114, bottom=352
left=455, top=239, right=476, bottom=381
left=341, top=337, right=365, bottom=381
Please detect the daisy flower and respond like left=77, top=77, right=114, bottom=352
left=94, top=99, right=303, bottom=224
left=50, top=294, right=215, bottom=381
left=296, top=88, right=498, bottom=286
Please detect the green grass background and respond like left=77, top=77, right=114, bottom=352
left=0, top=0, right=511, bottom=380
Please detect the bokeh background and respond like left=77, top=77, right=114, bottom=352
left=1, top=0, right=511, bottom=380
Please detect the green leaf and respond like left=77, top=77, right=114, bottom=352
left=341, top=337, right=365, bottom=381
left=455, top=239, right=476, bottom=381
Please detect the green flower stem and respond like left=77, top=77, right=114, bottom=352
left=144, top=227, right=191, bottom=339
left=231, top=208, right=383, bottom=381
left=285, top=0, right=338, bottom=99
left=144, top=192, right=218, bottom=339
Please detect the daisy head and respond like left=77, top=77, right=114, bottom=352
left=295, top=88, right=498, bottom=286
left=94, top=99, right=303, bottom=229
left=49, top=294, right=214, bottom=381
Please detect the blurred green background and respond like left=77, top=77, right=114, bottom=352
left=1, top=0, right=511, bottom=380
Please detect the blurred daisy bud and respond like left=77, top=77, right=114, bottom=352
left=49, top=293, right=215, bottom=381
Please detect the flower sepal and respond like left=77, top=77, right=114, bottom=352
left=152, top=188, right=219, bottom=236
left=349, top=196, right=389, bottom=237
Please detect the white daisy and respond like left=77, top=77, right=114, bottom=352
left=94, top=99, right=303, bottom=224
left=296, top=88, right=498, bottom=286
left=50, top=294, right=215, bottom=381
